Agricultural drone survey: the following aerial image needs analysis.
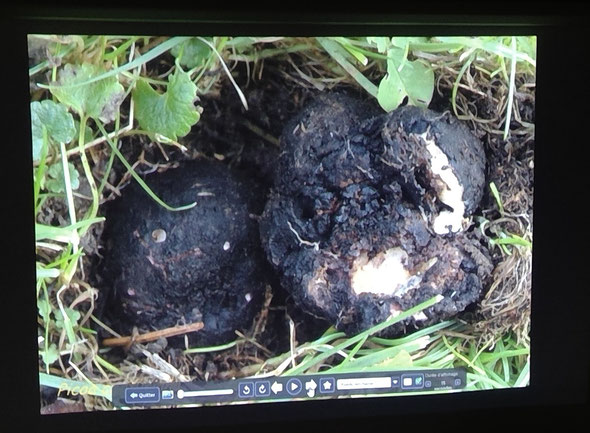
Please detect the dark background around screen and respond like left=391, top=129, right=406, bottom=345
left=2, top=3, right=588, bottom=432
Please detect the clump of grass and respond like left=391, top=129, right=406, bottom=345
left=232, top=296, right=529, bottom=389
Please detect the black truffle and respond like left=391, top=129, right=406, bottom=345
left=100, top=160, right=267, bottom=346
left=260, top=93, right=491, bottom=337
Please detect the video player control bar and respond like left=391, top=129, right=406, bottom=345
left=113, top=368, right=466, bottom=407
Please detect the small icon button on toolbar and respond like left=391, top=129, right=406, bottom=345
left=401, top=374, right=425, bottom=390
left=286, top=378, right=303, bottom=396
left=238, top=382, right=254, bottom=398
left=319, top=377, right=335, bottom=393
left=271, top=381, right=283, bottom=395
left=305, top=379, right=317, bottom=397
left=255, top=381, right=271, bottom=397
left=125, top=387, right=160, bottom=404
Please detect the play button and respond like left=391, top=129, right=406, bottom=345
left=286, top=378, right=302, bottom=396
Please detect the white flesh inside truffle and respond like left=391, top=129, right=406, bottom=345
left=419, top=132, right=465, bottom=234
left=351, top=248, right=412, bottom=296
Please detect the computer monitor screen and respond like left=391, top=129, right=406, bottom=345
left=29, top=33, right=536, bottom=418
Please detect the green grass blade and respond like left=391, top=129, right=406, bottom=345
left=317, top=37, right=378, bottom=98
left=478, top=348, right=530, bottom=364
left=489, top=181, right=504, bottom=216
left=35, top=217, right=105, bottom=243
left=38, top=37, right=190, bottom=90
left=329, top=339, right=428, bottom=373
left=494, top=233, right=532, bottom=248
left=504, top=36, right=517, bottom=140
left=95, top=120, right=196, bottom=212
left=103, top=36, right=140, bottom=61
left=514, top=357, right=530, bottom=387
left=451, top=51, right=475, bottom=118
left=95, top=355, right=124, bottom=376
left=184, top=339, right=241, bottom=354
left=370, top=320, right=455, bottom=346
left=285, top=295, right=443, bottom=375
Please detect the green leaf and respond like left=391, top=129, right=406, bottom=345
left=45, top=162, right=79, bottom=193
left=375, top=349, right=414, bottom=369
left=133, top=66, right=200, bottom=141
left=399, top=60, right=434, bottom=107
left=317, top=37, right=378, bottom=98
left=50, top=63, right=125, bottom=120
left=377, top=48, right=406, bottom=111
left=35, top=217, right=105, bottom=243
left=55, top=307, right=81, bottom=330
left=37, top=297, right=53, bottom=323
left=30, top=100, right=76, bottom=162
left=40, top=344, right=60, bottom=367
left=391, top=37, right=412, bottom=50
left=489, top=181, right=504, bottom=215
left=377, top=47, right=434, bottom=112
left=171, top=37, right=212, bottom=69
left=74, top=119, right=94, bottom=144
left=38, top=37, right=190, bottom=91
left=366, top=37, right=389, bottom=54
left=493, top=233, right=532, bottom=248
left=391, top=36, right=431, bottom=49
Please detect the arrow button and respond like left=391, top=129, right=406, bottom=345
left=271, top=381, right=283, bottom=395
left=238, top=382, right=254, bottom=398
left=286, top=378, right=302, bottom=396
left=255, top=380, right=271, bottom=397
left=305, top=379, right=317, bottom=397
left=124, top=387, right=160, bottom=404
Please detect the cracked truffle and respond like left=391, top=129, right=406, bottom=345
left=100, top=159, right=267, bottom=346
left=260, top=93, right=492, bottom=337
left=379, top=105, right=486, bottom=234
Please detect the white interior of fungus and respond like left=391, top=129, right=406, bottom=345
left=418, top=132, right=465, bottom=235
left=351, top=248, right=412, bottom=296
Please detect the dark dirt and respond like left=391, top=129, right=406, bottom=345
left=98, top=159, right=269, bottom=346
left=260, top=92, right=493, bottom=337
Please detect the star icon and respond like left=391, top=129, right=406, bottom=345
left=320, top=378, right=335, bottom=393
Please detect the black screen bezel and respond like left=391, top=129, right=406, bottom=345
left=6, top=5, right=589, bottom=432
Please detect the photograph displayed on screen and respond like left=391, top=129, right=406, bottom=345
left=30, top=35, right=535, bottom=413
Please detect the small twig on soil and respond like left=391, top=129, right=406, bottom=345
left=241, top=120, right=280, bottom=148
left=63, top=124, right=134, bottom=160
left=102, top=322, right=204, bottom=347
left=234, top=330, right=273, bottom=356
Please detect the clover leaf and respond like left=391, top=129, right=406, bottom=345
left=377, top=46, right=434, bottom=112
left=171, top=37, right=212, bottom=69
left=368, top=38, right=435, bottom=112
left=30, top=100, right=76, bottom=162
left=45, top=162, right=80, bottom=194
left=55, top=307, right=81, bottom=330
left=50, top=63, right=125, bottom=121
left=37, top=297, right=53, bottom=324
left=132, top=66, right=200, bottom=141
left=40, top=343, right=60, bottom=367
